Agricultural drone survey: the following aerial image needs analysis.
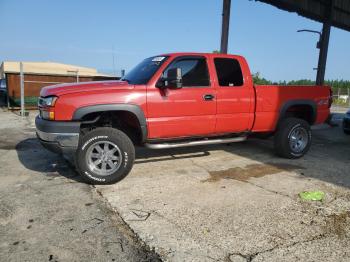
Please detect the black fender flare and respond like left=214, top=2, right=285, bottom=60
left=72, top=104, right=147, bottom=142
left=279, top=100, right=317, bottom=125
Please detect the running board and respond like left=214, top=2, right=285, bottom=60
left=144, top=136, right=247, bottom=149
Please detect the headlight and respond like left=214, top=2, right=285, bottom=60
left=40, top=110, right=55, bottom=120
left=38, top=96, right=58, bottom=107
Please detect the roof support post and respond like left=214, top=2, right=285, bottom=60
left=316, top=0, right=334, bottom=85
left=20, top=62, right=25, bottom=117
left=220, top=0, right=231, bottom=54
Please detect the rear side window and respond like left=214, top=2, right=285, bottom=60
left=164, top=57, right=210, bottom=87
left=214, top=58, right=243, bottom=87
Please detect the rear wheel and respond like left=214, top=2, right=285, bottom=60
left=76, top=127, right=135, bottom=184
left=274, top=118, right=311, bottom=159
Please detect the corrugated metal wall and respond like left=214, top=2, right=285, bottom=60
left=6, top=73, right=117, bottom=106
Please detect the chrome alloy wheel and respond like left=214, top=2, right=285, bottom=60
left=85, top=141, right=122, bottom=176
left=289, top=126, right=309, bottom=153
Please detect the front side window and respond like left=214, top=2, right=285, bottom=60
left=122, top=56, right=168, bottom=85
left=214, top=58, right=243, bottom=87
left=163, top=57, right=210, bottom=87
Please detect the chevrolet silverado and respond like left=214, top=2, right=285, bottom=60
left=36, top=53, right=332, bottom=184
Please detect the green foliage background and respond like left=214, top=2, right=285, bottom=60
left=252, top=72, right=350, bottom=93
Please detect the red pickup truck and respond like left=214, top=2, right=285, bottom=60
left=36, top=53, right=332, bottom=184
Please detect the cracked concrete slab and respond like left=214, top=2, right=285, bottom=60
left=0, top=110, right=160, bottom=262
left=2, top=107, right=348, bottom=261
left=97, top=113, right=350, bottom=261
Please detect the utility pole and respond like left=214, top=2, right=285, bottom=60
left=297, top=30, right=322, bottom=76
left=297, top=1, right=334, bottom=85
left=316, top=0, right=334, bottom=86
left=67, top=70, right=79, bottom=83
left=220, top=0, right=231, bottom=54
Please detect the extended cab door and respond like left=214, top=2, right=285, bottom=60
left=146, top=55, right=216, bottom=139
left=212, top=56, right=255, bottom=134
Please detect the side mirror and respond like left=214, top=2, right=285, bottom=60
left=156, top=68, right=182, bottom=89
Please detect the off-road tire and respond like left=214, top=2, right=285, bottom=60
left=274, top=118, right=312, bottom=159
left=76, top=127, right=135, bottom=184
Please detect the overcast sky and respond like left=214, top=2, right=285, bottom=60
left=1, top=0, right=349, bottom=81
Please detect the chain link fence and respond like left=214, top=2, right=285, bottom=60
left=332, top=88, right=350, bottom=111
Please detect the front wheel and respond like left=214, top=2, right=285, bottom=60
left=274, top=118, right=312, bottom=159
left=76, top=127, right=135, bottom=184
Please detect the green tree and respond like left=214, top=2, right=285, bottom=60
left=252, top=72, right=272, bottom=85
left=252, top=71, right=350, bottom=91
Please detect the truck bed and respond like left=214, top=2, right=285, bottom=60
left=252, top=85, right=331, bottom=132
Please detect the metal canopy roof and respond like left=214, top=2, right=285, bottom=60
left=257, top=0, right=350, bottom=32
left=0, top=61, right=111, bottom=78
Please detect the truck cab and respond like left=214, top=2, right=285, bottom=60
left=143, top=54, right=254, bottom=138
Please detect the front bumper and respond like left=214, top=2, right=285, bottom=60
left=35, top=116, right=80, bottom=154
left=343, top=114, right=350, bottom=131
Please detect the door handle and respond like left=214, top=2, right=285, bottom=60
left=203, top=94, right=215, bottom=101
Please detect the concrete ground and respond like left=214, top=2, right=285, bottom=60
left=0, top=109, right=160, bottom=262
left=1, top=107, right=349, bottom=262
left=96, top=109, right=350, bottom=262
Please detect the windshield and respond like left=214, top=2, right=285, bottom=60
left=122, top=56, right=168, bottom=85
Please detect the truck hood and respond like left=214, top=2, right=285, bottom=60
left=40, top=80, right=134, bottom=97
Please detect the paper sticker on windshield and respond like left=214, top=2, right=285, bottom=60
left=152, top=56, right=165, bottom=62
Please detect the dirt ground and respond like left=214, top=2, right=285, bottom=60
left=0, top=109, right=160, bottom=262
left=1, top=108, right=349, bottom=262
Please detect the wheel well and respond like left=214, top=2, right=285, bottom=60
left=282, top=104, right=315, bottom=125
left=79, top=111, right=143, bottom=145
